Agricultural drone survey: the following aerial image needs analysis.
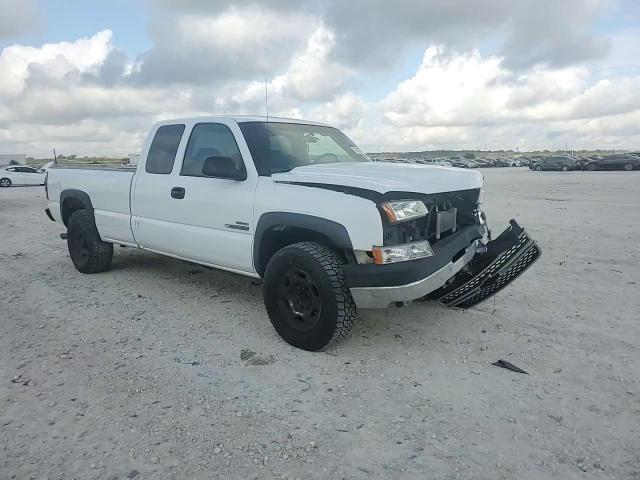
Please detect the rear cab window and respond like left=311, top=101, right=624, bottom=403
left=145, top=124, right=185, bottom=174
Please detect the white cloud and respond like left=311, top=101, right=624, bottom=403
left=132, top=7, right=313, bottom=85
left=274, top=25, right=354, bottom=101
left=0, top=30, right=113, bottom=97
left=0, top=31, right=199, bottom=155
left=309, top=93, right=367, bottom=129
left=1, top=10, right=639, bottom=157
left=372, top=46, right=640, bottom=150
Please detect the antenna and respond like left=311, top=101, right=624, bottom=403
left=264, top=78, right=269, bottom=122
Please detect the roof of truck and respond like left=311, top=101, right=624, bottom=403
left=155, top=115, right=331, bottom=127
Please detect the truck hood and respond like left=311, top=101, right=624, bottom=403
left=271, top=162, right=483, bottom=195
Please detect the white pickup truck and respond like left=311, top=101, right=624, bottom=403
left=45, top=116, right=540, bottom=350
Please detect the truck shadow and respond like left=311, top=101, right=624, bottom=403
left=108, top=247, right=263, bottom=302
left=108, top=247, right=473, bottom=351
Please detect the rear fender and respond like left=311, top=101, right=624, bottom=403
left=60, top=189, right=93, bottom=226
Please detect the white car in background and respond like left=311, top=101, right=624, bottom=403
left=0, top=166, right=46, bottom=187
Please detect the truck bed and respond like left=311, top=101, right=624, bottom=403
left=47, top=165, right=137, bottom=245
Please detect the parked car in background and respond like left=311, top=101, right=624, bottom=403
left=531, top=156, right=579, bottom=171
left=583, top=154, right=640, bottom=171
left=472, top=158, right=494, bottom=168
left=526, top=157, right=544, bottom=169
left=433, top=159, right=453, bottom=167
left=449, top=158, right=468, bottom=168
left=0, top=165, right=46, bottom=187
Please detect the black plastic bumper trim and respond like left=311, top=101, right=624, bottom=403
left=343, top=224, right=486, bottom=288
left=430, top=220, right=541, bottom=308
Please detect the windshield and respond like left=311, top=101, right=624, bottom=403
left=238, top=122, right=369, bottom=175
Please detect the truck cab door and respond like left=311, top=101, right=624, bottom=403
left=132, top=120, right=258, bottom=274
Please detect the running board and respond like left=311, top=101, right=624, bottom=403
left=430, top=220, right=541, bottom=308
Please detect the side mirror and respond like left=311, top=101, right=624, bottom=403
left=202, top=156, right=246, bottom=180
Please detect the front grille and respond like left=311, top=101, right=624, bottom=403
left=432, top=228, right=540, bottom=308
left=381, top=189, right=480, bottom=246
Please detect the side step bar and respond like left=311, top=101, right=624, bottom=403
left=430, top=219, right=541, bottom=308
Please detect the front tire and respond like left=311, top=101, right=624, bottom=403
left=263, top=242, right=357, bottom=351
left=534, top=165, right=542, bottom=171
left=561, top=165, right=569, bottom=171
left=67, top=210, right=113, bottom=273
left=586, top=163, right=597, bottom=171
left=624, top=163, right=633, bottom=171
left=0, top=178, right=11, bottom=187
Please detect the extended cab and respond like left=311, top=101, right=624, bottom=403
left=45, top=116, right=540, bottom=350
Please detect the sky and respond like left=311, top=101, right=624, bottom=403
left=1, top=0, right=639, bottom=157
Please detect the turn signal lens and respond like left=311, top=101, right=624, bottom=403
left=372, top=241, right=434, bottom=264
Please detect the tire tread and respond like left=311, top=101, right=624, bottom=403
left=67, top=210, right=113, bottom=273
left=265, top=241, right=357, bottom=349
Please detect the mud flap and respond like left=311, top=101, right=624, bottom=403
left=430, top=219, right=541, bottom=308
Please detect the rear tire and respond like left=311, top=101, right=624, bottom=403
left=561, top=165, right=568, bottom=171
left=263, top=242, right=357, bottom=351
left=0, top=178, right=11, bottom=187
left=586, top=163, right=597, bottom=171
left=67, top=210, right=113, bottom=273
left=534, top=165, right=542, bottom=171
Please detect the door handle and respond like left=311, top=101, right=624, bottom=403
left=171, top=187, right=185, bottom=199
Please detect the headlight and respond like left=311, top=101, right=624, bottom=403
left=381, top=200, right=428, bottom=223
left=372, top=240, right=434, bottom=264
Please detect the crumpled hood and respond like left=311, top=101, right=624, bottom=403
left=271, top=162, right=483, bottom=195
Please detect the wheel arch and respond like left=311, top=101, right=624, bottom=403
left=60, top=189, right=94, bottom=226
left=254, top=212, right=353, bottom=277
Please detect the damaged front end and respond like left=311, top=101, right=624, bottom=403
left=343, top=186, right=540, bottom=309
left=428, top=219, right=541, bottom=308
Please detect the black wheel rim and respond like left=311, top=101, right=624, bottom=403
left=69, top=228, right=89, bottom=265
left=276, top=268, right=322, bottom=331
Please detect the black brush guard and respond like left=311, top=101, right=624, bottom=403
left=429, top=219, right=541, bottom=308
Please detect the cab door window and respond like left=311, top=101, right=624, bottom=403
left=181, top=123, right=244, bottom=178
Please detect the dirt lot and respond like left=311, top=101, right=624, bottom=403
left=1, top=168, right=639, bottom=479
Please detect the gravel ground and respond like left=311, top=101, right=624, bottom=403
left=1, top=168, right=639, bottom=479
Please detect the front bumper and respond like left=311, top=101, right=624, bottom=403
left=347, top=220, right=540, bottom=309
left=430, top=220, right=540, bottom=308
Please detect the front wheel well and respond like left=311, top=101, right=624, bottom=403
left=256, top=226, right=348, bottom=276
